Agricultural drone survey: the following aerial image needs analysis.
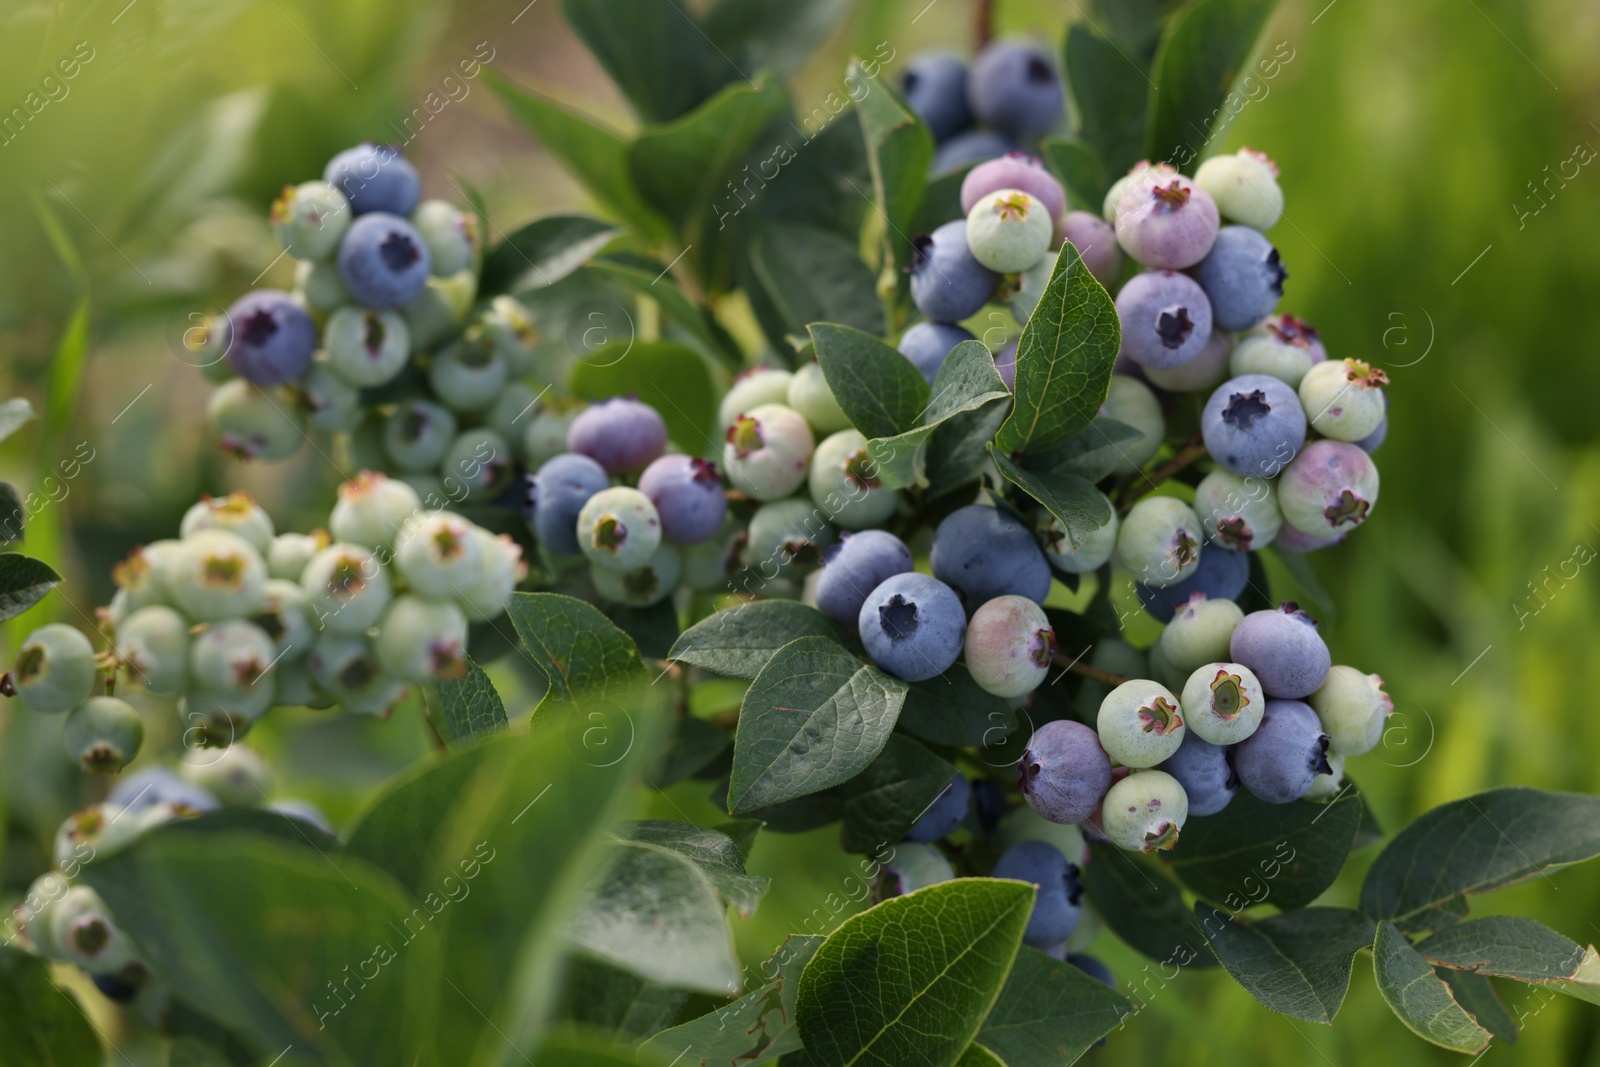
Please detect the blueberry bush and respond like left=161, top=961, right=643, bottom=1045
left=4, top=0, right=1600, bottom=1065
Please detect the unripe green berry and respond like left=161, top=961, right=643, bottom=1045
left=10, top=623, right=97, bottom=714
left=301, top=543, right=393, bottom=634
left=114, top=606, right=189, bottom=694
left=1101, top=769, right=1188, bottom=852
left=1180, top=661, right=1265, bottom=745
left=374, top=595, right=469, bottom=682
left=745, top=498, right=835, bottom=581
left=722, top=403, right=814, bottom=501
left=1308, top=665, right=1391, bottom=756
left=1298, top=359, right=1388, bottom=442
left=429, top=333, right=507, bottom=414
left=1156, top=595, right=1244, bottom=678
left=180, top=743, right=272, bottom=807
left=787, top=362, right=852, bottom=436
left=63, top=696, right=143, bottom=773
left=578, top=487, right=663, bottom=572
left=1100, top=375, right=1164, bottom=476
left=441, top=428, right=513, bottom=502
left=808, top=429, right=897, bottom=530
left=454, top=528, right=523, bottom=621
left=1116, top=497, right=1202, bottom=588
left=253, top=579, right=315, bottom=662
left=591, top=543, right=683, bottom=607
left=306, top=632, right=407, bottom=716
left=521, top=408, right=576, bottom=469
left=384, top=400, right=458, bottom=473
left=965, top=188, right=1053, bottom=272
left=403, top=270, right=476, bottom=350
left=1193, top=469, right=1282, bottom=551
left=270, top=180, right=350, bottom=260
left=718, top=369, right=794, bottom=433
left=330, top=471, right=423, bottom=549
left=181, top=493, right=275, bottom=553
left=1042, top=497, right=1118, bottom=573
left=1193, top=149, right=1283, bottom=231
left=394, top=510, right=482, bottom=598
left=325, top=307, right=411, bottom=387
left=266, top=532, right=328, bottom=582
left=1305, top=751, right=1347, bottom=801
left=1096, top=678, right=1186, bottom=767
left=483, top=382, right=541, bottom=444
left=50, top=885, right=139, bottom=974
left=412, top=199, right=480, bottom=276
left=872, top=842, right=955, bottom=901
left=302, top=362, right=363, bottom=433
left=476, top=294, right=538, bottom=377
left=207, top=380, right=305, bottom=462
left=294, top=257, right=348, bottom=313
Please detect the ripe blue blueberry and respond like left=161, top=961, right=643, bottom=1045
left=930, top=504, right=1052, bottom=608
left=814, top=529, right=914, bottom=626
left=222, top=290, right=316, bottom=385
left=1115, top=270, right=1214, bottom=368
left=270, top=181, right=350, bottom=261
left=899, top=52, right=971, bottom=142
left=1230, top=314, right=1326, bottom=388
left=1229, top=603, right=1331, bottom=699
left=962, top=154, right=1067, bottom=233
left=1067, top=954, right=1115, bottom=987
left=323, top=143, right=422, bottom=217
left=964, top=595, right=1055, bottom=698
left=744, top=498, right=836, bottom=581
left=1277, top=440, right=1379, bottom=538
left=1157, top=731, right=1238, bottom=816
left=723, top=403, right=814, bottom=501
left=908, top=220, right=999, bottom=323
left=898, top=322, right=976, bottom=384
left=1192, top=469, right=1282, bottom=551
left=809, top=429, right=897, bottom=530
left=857, top=572, right=966, bottom=682
left=906, top=773, right=971, bottom=842
left=1298, top=359, right=1388, bottom=442
left=1308, top=665, right=1392, bottom=756
left=1144, top=327, right=1234, bottom=393
left=63, top=696, right=144, bottom=774
left=991, top=839, right=1082, bottom=947
left=969, top=41, right=1064, bottom=140
left=638, top=455, right=727, bottom=545
left=591, top=542, right=683, bottom=607
left=1191, top=225, right=1286, bottom=332
left=1156, top=595, right=1244, bottom=679
left=568, top=397, right=669, bottom=473
left=384, top=399, right=458, bottom=472
left=577, top=487, right=663, bottom=573
left=1116, top=497, right=1203, bottom=590
left=1101, top=769, right=1189, bottom=852
left=931, top=128, right=1017, bottom=173
left=1200, top=374, right=1307, bottom=478
left=1232, top=699, right=1332, bottom=804
left=529, top=453, right=610, bottom=556
left=337, top=212, right=433, bottom=308
left=1180, top=661, right=1265, bottom=745
left=10, top=624, right=97, bottom=714
left=1017, top=719, right=1113, bottom=825
left=1114, top=174, right=1220, bottom=270
left=787, top=362, right=853, bottom=436
left=965, top=189, right=1053, bottom=273
left=1096, top=678, right=1186, bottom=767
left=1194, top=148, right=1283, bottom=231
left=872, top=842, right=955, bottom=901
left=429, top=333, right=507, bottom=414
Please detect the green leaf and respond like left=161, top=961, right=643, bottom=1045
left=1438, top=970, right=1517, bottom=1044
left=1267, top=543, right=1338, bottom=624
left=1065, top=26, right=1151, bottom=177
left=1041, top=137, right=1110, bottom=214
left=849, top=57, right=934, bottom=278
left=485, top=73, right=669, bottom=237
left=796, top=879, right=1032, bottom=1067
left=82, top=829, right=421, bottom=1065
left=716, top=782, right=845, bottom=835
left=1169, top=787, right=1362, bottom=912
left=617, top=821, right=770, bottom=917
left=989, top=448, right=1110, bottom=552
left=957, top=1045, right=1007, bottom=1067
left=750, top=224, right=884, bottom=338
left=838, top=734, right=956, bottom=855
left=1417, top=917, right=1600, bottom=1004
left=644, top=935, right=823, bottom=1066
left=1081, top=842, right=1215, bottom=968
left=479, top=215, right=622, bottom=297
left=866, top=340, right=1011, bottom=490
left=435, top=658, right=508, bottom=743
left=897, top=667, right=1016, bottom=748
left=810, top=322, right=931, bottom=439
left=558, top=956, right=689, bottom=1044
left=671, top=601, right=845, bottom=680
left=563, top=0, right=738, bottom=122
left=0, top=555, right=60, bottom=623
left=749, top=110, right=872, bottom=240
left=1372, top=921, right=1491, bottom=1054
left=1196, top=905, right=1375, bottom=1024
left=1144, top=0, right=1281, bottom=169
left=571, top=340, right=718, bottom=454
left=419, top=720, right=664, bottom=1065
left=0, top=398, right=36, bottom=445
left=590, top=256, right=744, bottom=369
left=975, top=944, right=1132, bottom=1064
left=923, top=396, right=1013, bottom=497
left=729, top=636, right=908, bottom=815
left=993, top=244, right=1120, bottom=456
left=537, top=1029, right=675, bottom=1065
left=602, top=598, right=682, bottom=660
left=650, top=714, right=732, bottom=788
left=1015, top=416, right=1143, bottom=485
left=703, top=0, right=855, bottom=77
left=508, top=591, right=648, bottom=708
left=344, top=742, right=496, bottom=895
left=1360, top=788, right=1600, bottom=934
left=570, top=838, right=743, bottom=995
left=0, top=947, right=99, bottom=1067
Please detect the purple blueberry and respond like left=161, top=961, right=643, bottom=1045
left=1017, top=720, right=1113, bottom=825
left=1067, top=954, right=1114, bottom=986
left=1277, top=439, right=1380, bottom=538
left=337, top=213, right=432, bottom=308
left=931, top=129, right=1018, bottom=173
left=994, top=339, right=1018, bottom=390
left=323, top=143, right=421, bottom=217
left=909, top=220, right=999, bottom=322
left=898, top=322, right=976, bottom=384
left=1229, top=603, right=1331, bottom=699
left=1114, top=174, right=1220, bottom=269
left=991, top=840, right=1082, bottom=947
left=1191, top=225, right=1286, bottom=331
left=1274, top=523, right=1346, bottom=553
left=222, top=290, right=316, bottom=385
left=906, top=773, right=971, bottom=842
left=858, top=572, right=966, bottom=682
left=567, top=397, right=668, bottom=473
left=815, top=529, right=914, bottom=626
left=1200, top=374, right=1307, bottom=478
left=1157, top=731, right=1238, bottom=816
left=961, top=153, right=1067, bottom=231
left=969, top=41, right=1065, bottom=140
left=930, top=505, right=1051, bottom=608
left=1061, top=211, right=1122, bottom=285
left=1116, top=270, right=1214, bottom=369
left=528, top=452, right=610, bottom=557
left=637, top=454, right=726, bottom=544
left=1233, top=699, right=1332, bottom=804
left=1135, top=545, right=1250, bottom=622
left=900, top=52, right=972, bottom=142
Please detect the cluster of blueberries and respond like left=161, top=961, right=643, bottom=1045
left=4, top=477, right=522, bottom=771
left=13, top=746, right=327, bottom=1003
left=195, top=142, right=550, bottom=507
left=899, top=40, right=1066, bottom=174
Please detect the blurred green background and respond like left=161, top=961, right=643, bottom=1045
left=2, top=0, right=1599, bottom=1063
